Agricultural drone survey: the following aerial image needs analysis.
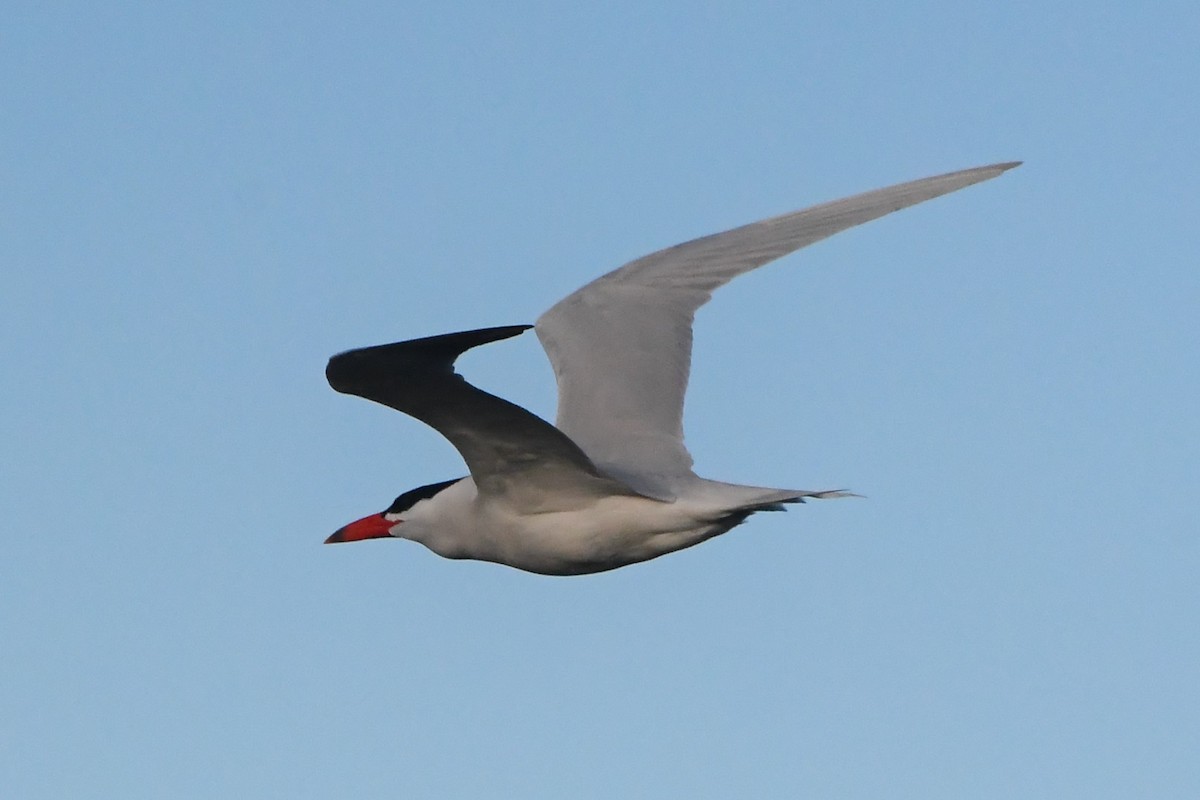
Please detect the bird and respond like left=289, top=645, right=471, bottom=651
left=324, top=161, right=1020, bottom=575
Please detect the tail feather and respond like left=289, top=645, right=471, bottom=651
left=710, top=488, right=861, bottom=532
left=781, top=489, right=863, bottom=504
left=724, top=486, right=863, bottom=507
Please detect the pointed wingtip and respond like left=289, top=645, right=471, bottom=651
left=326, top=324, right=534, bottom=395
left=949, top=160, right=1022, bottom=180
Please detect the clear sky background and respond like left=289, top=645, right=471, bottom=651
left=3, top=2, right=1197, bottom=798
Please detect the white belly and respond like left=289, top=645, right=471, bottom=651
left=402, top=478, right=734, bottom=575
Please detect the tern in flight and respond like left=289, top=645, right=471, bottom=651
left=325, top=162, right=1019, bottom=574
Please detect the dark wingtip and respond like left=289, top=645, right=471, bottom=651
left=326, top=324, right=533, bottom=394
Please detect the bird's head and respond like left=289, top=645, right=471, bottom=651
left=324, top=478, right=460, bottom=544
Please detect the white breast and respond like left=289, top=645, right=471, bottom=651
left=397, top=477, right=731, bottom=575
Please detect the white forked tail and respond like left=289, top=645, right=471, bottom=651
left=696, top=479, right=861, bottom=511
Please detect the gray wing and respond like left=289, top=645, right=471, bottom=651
left=327, top=325, right=643, bottom=512
left=535, top=162, right=1020, bottom=499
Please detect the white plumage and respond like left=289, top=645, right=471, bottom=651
left=326, top=162, right=1020, bottom=574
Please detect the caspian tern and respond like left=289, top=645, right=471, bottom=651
left=325, top=161, right=1019, bottom=574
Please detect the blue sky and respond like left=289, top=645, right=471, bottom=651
left=3, top=2, right=1197, bottom=797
